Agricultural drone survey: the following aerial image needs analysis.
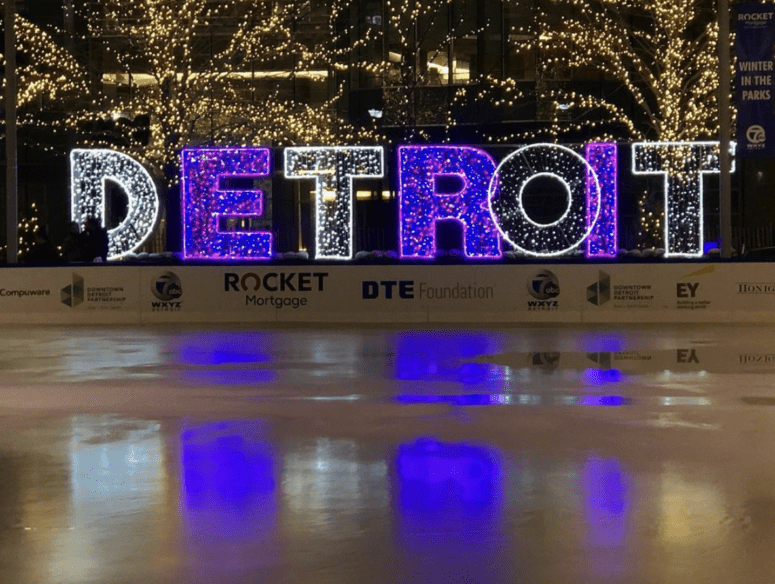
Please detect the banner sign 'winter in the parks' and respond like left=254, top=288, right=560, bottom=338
left=736, top=3, right=775, bottom=158
left=71, top=142, right=732, bottom=261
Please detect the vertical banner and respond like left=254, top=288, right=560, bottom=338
left=736, top=3, right=775, bottom=158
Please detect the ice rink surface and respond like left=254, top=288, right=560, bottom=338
left=1, top=323, right=774, bottom=583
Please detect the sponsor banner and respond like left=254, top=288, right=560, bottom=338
left=137, top=266, right=514, bottom=323
left=132, top=263, right=729, bottom=324
left=0, top=268, right=139, bottom=324
left=736, top=3, right=775, bottom=158
left=581, top=263, right=724, bottom=323
left=5, top=262, right=775, bottom=324
left=136, top=265, right=583, bottom=323
left=140, top=266, right=337, bottom=323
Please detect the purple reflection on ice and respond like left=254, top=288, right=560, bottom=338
left=180, top=420, right=277, bottom=542
left=583, top=456, right=631, bottom=577
left=393, top=438, right=506, bottom=582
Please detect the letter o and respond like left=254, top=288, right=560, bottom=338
left=488, top=144, right=600, bottom=257
left=241, top=273, right=261, bottom=291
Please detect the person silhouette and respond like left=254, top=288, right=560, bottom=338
left=25, top=225, right=61, bottom=264
left=61, top=221, right=83, bottom=262
left=80, top=217, right=109, bottom=262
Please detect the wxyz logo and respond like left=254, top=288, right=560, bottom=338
left=527, top=300, right=558, bottom=310
left=151, top=300, right=182, bottom=309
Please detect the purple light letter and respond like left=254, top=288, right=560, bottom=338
left=181, top=147, right=272, bottom=260
left=585, top=143, right=618, bottom=258
left=398, top=146, right=501, bottom=259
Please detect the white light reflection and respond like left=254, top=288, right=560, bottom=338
left=283, top=438, right=388, bottom=532
left=47, top=416, right=165, bottom=582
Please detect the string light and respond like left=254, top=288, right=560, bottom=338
left=16, top=203, right=45, bottom=262
left=3, top=15, right=87, bottom=111
left=70, top=149, right=160, bottom=259
left=7, top=0, right=382, bottom=191
left=181, top=147, right=272, bottom=260
left=284, top=147, right=384, bottom=260
left=64, top=140, right=737, bottom=261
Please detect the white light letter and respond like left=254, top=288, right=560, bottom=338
left=70, top=149, right=160, bottom=259
left=284, top=146, right=384, bottom=260
left=632, top=142, right=734, bottom=257
left=488, top=143, right=600, bottom=257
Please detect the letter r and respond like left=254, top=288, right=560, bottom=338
left=398, top=146, right=501, bottom=259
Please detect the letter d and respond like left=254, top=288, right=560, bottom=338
left=70, top=148, right=160, bottom=259
left=362, top=281, right=379, bottom=299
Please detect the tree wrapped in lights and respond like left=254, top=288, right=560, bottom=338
left=73, top=0, right=377, bottom=185
left=0, top=15, right=88, bottom=146
left=16, top=202, right=55, bottom=262
left=504, top=0, right=720, bottom=142
left=379, top=0, right=484, bottom=140
left=490, top=0, right=722, bottom=248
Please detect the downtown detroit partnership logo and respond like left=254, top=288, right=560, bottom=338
left=61, top=273, right=126, bottom=309
left=586, top=270, right=654, bottom=308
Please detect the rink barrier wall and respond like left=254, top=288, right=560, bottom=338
left=0, top=262, right=773, bottom=325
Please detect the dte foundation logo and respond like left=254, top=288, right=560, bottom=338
left=527, top=270, right=560, bottom=310
left=361, top=280, right=494, bottom=301
left=61, top=273, right=84, bottom=307
left=362, top=280, right=414, bottom=299
left=151, top=272, right=182, bottom=311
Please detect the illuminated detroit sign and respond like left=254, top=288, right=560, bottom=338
left=70, top=141, right=731, bottom=260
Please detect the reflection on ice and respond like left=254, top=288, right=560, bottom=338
left=45, top=417, right=167, bottom=583
left=175, top=332, right=276, bottom=386
left=394, top=438, right=506, bottom=583
left=583, top=457, right=631, bottom=548
left=580, top=332, right=627, bottom=353
left=0, top=404, right=768, bottom=583
left=179, top=420, right=279, bottom=575
left=583, top=368, right=624, bottom=385
left=180, top=368, right=277, bottom=385
left=176, top=333, right=272, bottom=366
left=70, top=416, right=164, bottom=512
left=396, top=438, right=502, bottom=513
left=583, top=457, right=631, bottom=580
left=395, top=393, right=631, bottom=406
left=393, top=331, right=505, bottom=385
